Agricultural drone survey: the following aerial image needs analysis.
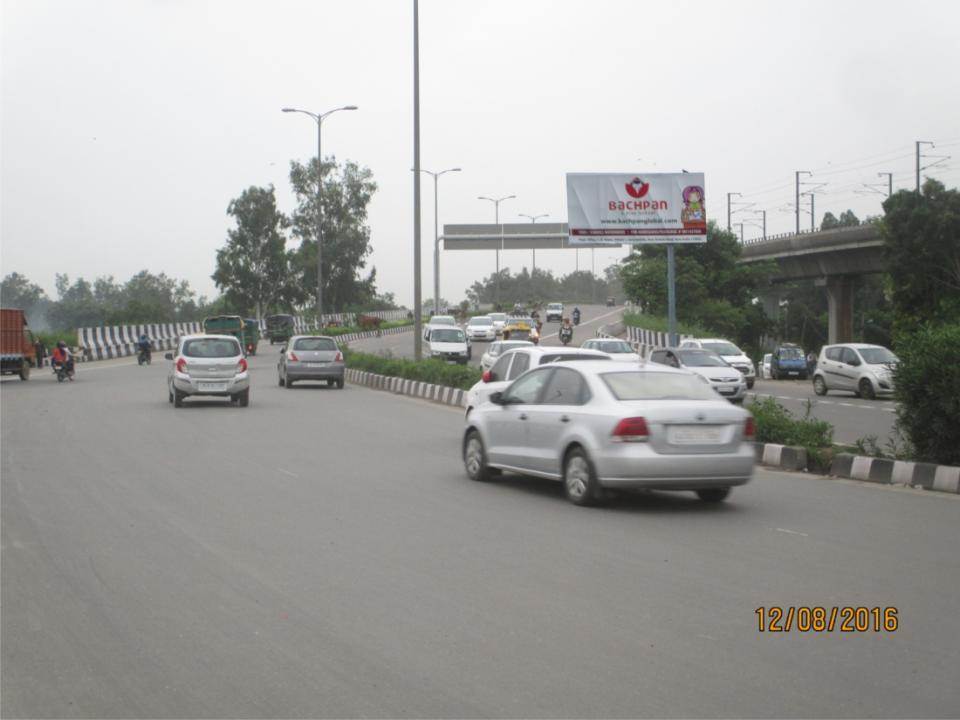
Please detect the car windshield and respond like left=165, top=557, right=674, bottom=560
left=859, top=347, right=898, bottom=364
left=469, top=317, right=492, bottom=326
left=548, top=304, right=562, bottom=310
left=595, top=341, right=633, bottom=354
left=430, top=317, right=455, bottom=326
left=779, top=346, right=804, bottom=359
left=489, top=313, right=507, bottom=322
left=678, top=350, right=728, bottom=367
left=182, top=338, right=240, bottom=358
left=702, top=341, right=741, bottom=356
left=602, top=371, right=719, bottom=401
left=294, top=337, right=337, bottom=351
left=431, top=329, right=465, bottom=343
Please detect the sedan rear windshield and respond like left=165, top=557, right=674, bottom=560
left=602, top=372, right=718, bottom=401
left=778, top=347, right=804, bottom=359
left=182, top=338, right=241, bottom=358
left=678, top=350, right=728, bottom=367
left=430, top=317, right=456, bottom=326
left=294, top=337, right=337, bottom=351
left=469, top=317, right=493, bottom=326
left=430, top=329, right=465, bottom=342
left=593, top=341, right=633, bottom=354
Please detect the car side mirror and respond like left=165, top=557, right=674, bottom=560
left=849, top=358, right=861, bottom=367
left=489, top=391, right=504, bottom=405
left=164, top=353, right=173, bottom=361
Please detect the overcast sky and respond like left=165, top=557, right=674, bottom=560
left=3, top=0, right=959, bottom=308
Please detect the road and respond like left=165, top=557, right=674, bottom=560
left=3, top=352, right=959, bottom=718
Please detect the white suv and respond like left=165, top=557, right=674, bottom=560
left=545, top=303, right=564, bottom=322
left=680, top=338, right=756, bottom=389
left=812, top=343, right=898, bottom=400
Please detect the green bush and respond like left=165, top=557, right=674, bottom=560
left=317, top=319, right=413, bottom=337
left=747, top=396, right=833, bottom=449
left=35, top=330, right=78, bottom=349
left=893, top=323, right=960, bottom=465
left=343, top=348, right=482, bottom=390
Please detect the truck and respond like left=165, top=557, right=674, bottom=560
left=202, top=315, right=253, bottom=355
left=265, top=314, right=295, bottom=344
left=1, top=308, right=37, bottom=381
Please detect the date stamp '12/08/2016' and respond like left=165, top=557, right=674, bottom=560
left=756, top=607, right=899, bottom=633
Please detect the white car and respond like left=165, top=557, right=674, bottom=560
left=679, top=338, right=756, bottom=389
left=424, top=315, right=457, bottom=340
left=812, top=343, right=898, bottom=400
left=465, top=346, right=611, bottom=415
left=581, top=338, right=641, bottom=363
left=648, top=348, right=747, bottom=403
left=545, top=302, right=564, bottom=322
left=166, top=334, right=250, bottom=408
left=760, top=353, right=772, bottom=380
left=488, top=312, right=508, bottom=336
left=466, top=315, right=497, bottom=341
left=427, top=326, right=471, bottom=364
left=480, top=340, right=534, bottom=371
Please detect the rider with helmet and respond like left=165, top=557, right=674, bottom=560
left=50, top=341, right=75, bottom=380
left=572, top=306, right=581, bottom=325
left=137, top=333, right=152, bottom=364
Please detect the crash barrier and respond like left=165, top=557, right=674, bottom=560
left=345, top=367, right=467, bottom=408
left=829, top=454, right=960, bottom=495
left=77, top=322, right=202, bottom=360
left=625, top=327, right=693, bottom=358
left=271, top=309, right=411, bottom=334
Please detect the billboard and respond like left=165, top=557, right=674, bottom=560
left=566, top=172, right=707, bottom=244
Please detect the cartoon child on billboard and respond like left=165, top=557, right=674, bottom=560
left=681, top=185, right=707, bottom=229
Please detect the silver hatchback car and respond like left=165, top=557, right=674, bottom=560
left=278, top=335, right=345, bottom=389
left=463, top=361, right=755, bottom=506
left=166, top=334, right=250, bottom=407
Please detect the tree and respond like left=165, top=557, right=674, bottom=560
left=0, top=272, right=49, bottom=327
left=881, top=179, right=960, bottom=335
left=288, top=156, right=379, bottom=313
left=821, top=212, right=840, bottom=229
left=213, top=185, right=295, bottom=319
left=821, top=209, right=860, bottom=230
left=619, top=222, right=774, bottom=350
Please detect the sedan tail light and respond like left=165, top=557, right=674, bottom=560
left=611, top=417, right=649, bottom=442
left=744, top=416, right=756, bottom=439
left=175, top=357, right=187, bottom=374
left=288, top=351, right=299, bottom=362
left=482, top=370, right=492, bottom=383
left=334, top=351, right=343, bottom=362
left=237, top=358, right=248, bottom=373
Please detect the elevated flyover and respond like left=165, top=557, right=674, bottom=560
left=739, top=224, right=885, bottom=343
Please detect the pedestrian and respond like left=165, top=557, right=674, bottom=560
left=806, top=351, right=817, bottom=374
left=34, top=339, right=45, bottom=368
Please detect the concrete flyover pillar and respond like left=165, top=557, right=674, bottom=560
left=760, top=291, right=780, bottom=321
left=821, top=275, right=855, bottom=344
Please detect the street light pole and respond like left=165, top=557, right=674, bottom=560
left=415, top=167, right=461, bottom=314
left=726, top=192, right=741, bottom=231
left=478, top=194, right=515, bottom=308
left=519, top=213, right=547, bottom=273
left=282, top=104, right=358, bottom=326
left=795, top=171, right=811, bottom=234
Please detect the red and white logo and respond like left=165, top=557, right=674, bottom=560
left=625, top=177, right=650, bottom=199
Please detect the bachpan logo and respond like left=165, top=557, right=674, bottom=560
left=625, top=177, right=650, bottom=199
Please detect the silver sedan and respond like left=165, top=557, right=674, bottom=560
left=278, top=335, right=345, bottom=389
left=463, top=360, right=755, bottom=506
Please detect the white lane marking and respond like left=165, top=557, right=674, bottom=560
left=774, top=527, right=809, bottom=537
left=278, top=468, right=299, bottom=478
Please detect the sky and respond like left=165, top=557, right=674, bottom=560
left=2, top=0, right=959, bottom=308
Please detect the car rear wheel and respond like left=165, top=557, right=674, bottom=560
left=464, top=431, right=494, bottom=482
left=336, top=378, right=344, bottom=389
left=813, top=376, right=828, bottom=396
left=564, top=447, right=601, bottom=506
left=859, top=378, right=876, bottom=400
left=173, top=389, right=185, bottom=408
left=285, top=377, right=294, bottom=388
left=696, top=487, right=731, bottom=502
left=237, top=389, right=250, bottom=407
left=168, top=385, right=173, bottom=403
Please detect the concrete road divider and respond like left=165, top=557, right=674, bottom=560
left=754, top=443, right=808, bottom=472
left=345, top=368, right=466, bottom=408
left=829, top=453, right=960, bottom=494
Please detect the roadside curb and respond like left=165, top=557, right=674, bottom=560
left=345, top=368, right=466, bottom=409
left=754, top=442, right=960, bottom=495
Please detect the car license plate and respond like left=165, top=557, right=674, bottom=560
left=199, top=382, right=226, bottom=392
left=305, top=362, right=327, bottom=367
left=668, top=425, right=725, bottom=445
left=788, top=371, right=799, bottom=376
left=718, top=385, right=735, bottom=394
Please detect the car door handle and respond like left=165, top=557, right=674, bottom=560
left=519, top=413, right=528, bottom=420
left=559, top=415, right=570, bottom=423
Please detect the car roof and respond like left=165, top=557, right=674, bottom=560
left=824, top=343, right=885, bottom=349
left=289, top=334, right=338, bottom=341
left=181, top=333, right=240, bottom=342
left=688, top=337, right=736, bottom=344
left=510, top=346, right=609, bottom=358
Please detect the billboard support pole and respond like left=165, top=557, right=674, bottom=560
left=667, top=244, right=677, bottom=346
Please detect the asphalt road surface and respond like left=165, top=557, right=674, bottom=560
left=3, top=353, right=958, bottom=718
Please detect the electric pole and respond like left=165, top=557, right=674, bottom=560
left=795, top=171, right=811, bottom=234
left=727, top=192, right=741, bottom=231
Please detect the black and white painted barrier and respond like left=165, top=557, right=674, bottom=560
left=78, top=322, right=202, bottom=360
left=345, top=368, right=467, bottom=408
left=624, top=326, right=693, bottom=358
left=829, top=453, right=960, bottom=495
left=754, top=443, right=808, bottom=472
left=331, top=324, right=413, bottom=344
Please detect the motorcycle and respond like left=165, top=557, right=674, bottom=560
left=559, top=326, right=573, bottom=346
left=137, top=347, right=152, bottom=366
left=572, top=311, right=581, bottom=326
left=52, top=361, right=75, bottom=382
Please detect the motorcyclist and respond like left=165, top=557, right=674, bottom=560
left=559, top=318, right=573, bottom=344
left=572, top=307, right=581, bottom=325
left=529, top=323, right=540, bottom=345
left=137, top=334, right=152, bottom=362
left=51, top=341, right=75, bottom=380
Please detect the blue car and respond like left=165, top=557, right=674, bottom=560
left=770, top=343, right=808, bottom=380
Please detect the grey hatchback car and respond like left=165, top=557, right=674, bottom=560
left=278, top=335, right=344, bottom=389
left=166, top=334, right=250, bottom=407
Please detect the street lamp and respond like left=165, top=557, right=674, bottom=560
left=519, top=213, right=547, bottom=273
left=281, top=105, right=358, bottom=325
left=478, top=194, right=515, bottom=307
left=414, top=167, right=461, bottom=314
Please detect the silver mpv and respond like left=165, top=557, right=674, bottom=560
left=166, top=334, right=250, bottom=407
left=278, top=335, right=345, bottom=389
left=463, top=361, right=755, bottom=506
